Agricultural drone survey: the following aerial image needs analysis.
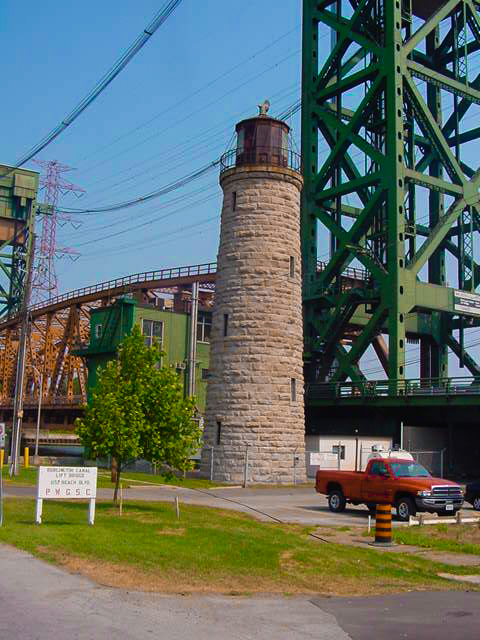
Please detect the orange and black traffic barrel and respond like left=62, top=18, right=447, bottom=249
left=374, top=504, right=393, bottom=545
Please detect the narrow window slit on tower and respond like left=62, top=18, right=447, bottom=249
left=223, top=313, right=229, bottom=337
left=216, top=421, right=222, bottom=445
left=291, top=378, right=296, bottom=402
left=289, top=256, right=295, bottom=278
left=232, top=191, right=237, bottom=211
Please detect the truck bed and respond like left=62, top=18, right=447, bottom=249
left=315, top=469, right=366, bottom=502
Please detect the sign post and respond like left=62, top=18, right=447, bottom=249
left=36, top=467, right=98, bottom=525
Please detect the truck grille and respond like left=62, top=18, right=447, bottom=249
left=431, top=485, right=462, bottom=498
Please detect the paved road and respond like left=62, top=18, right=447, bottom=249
left=0, top=544, right=479, bottom=639
left=314, top=592, right=480, bottom=640
left=0, top=544, right=347, bottom=640
left=5, top=483, right=478, bottom=526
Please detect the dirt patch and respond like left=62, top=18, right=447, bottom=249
left=103, top=509, right=161, bottom=523
left=279, top=550, right=296, bottom=571
left=41, top=550, right=304, bottom=594
left=433, top=524, right=480, bottom=546
left=30, top=548, right=442, bottom=597
left=156, top=528, right=186, bottom=536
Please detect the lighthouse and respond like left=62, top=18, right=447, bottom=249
left=201, top=103, right=306, bottom=484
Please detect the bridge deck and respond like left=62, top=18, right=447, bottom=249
left=306, top=377, right=480, bottom=408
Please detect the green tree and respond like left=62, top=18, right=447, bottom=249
left=76, top=325, right=201, bottom=502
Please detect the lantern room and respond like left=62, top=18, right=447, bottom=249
left=235, top=101, right=290, bottom=168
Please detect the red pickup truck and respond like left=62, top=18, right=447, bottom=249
left=315, top=457, right=464, bottom=521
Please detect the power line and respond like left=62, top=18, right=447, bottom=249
left=60, top=181, right=218, bottom=240
left=79, top=82, right=301, bottom=199
left=57, top=160, right=219, bottom=215
left=75, top=25, right=301, bottom=167
left=11, top=0, right=183, bottom=169
left=57, top=88, right=303, bottom=217
left=72, top=189, right=219, bottom=248
left=73, top=47, right=302, bottom=179
left=81, top=212, right=220, bottom=258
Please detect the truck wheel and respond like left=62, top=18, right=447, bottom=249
left=328, top=489, right=346, bottom=513
left=473, top=495, right=480, bottom=511
left=395, top=496, right=416, bottom=522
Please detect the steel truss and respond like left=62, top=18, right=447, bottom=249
left=302, top=0, right=480, bottom=391
left=0, top=166, right=37, bottom=319
left=0, top=263, right=218, bottom=414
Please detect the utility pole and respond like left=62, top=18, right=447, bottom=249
left=33, top=368, right=43, bottom=462
left=10, top=240, right=35, bottom=476
left=187, top=281, right=199, bottom=397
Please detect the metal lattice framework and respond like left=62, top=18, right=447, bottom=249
left=302, top=0, right=480, bottom=393
left=32, top=160, right=84, bottom=303
left=0, top=263, right=218, bottom=414
left=0, top=260, right=360, bottom=417
left=0, top=165, right=38, bottom=319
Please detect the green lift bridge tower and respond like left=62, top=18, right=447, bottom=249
left=302, top=0, right=480, bottom=415
left=0, top=165, right=38, bottom=318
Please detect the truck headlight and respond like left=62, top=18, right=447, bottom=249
left=417, top=490, right=431, bottom=497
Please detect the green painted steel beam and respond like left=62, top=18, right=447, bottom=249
left=407, top=60, right=480, bottom=105
left=0, top=165, right=38, bottom=319
left=301, top=0, right=480, bottom=396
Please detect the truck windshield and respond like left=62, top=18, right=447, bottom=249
left=390, top=462, right=430, bottom=478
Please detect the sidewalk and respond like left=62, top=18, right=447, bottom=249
left=0, top=543, right=348, bottom=640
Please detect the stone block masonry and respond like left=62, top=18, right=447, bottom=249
left=201, top=165, right=306, bottom=484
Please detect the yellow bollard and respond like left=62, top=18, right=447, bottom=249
left=24, top=446, right=29, bottom=469
left=373, top=503, right=393, bottom=546
left=0, top=449, right=3, bottom=469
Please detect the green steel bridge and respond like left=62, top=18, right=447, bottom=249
left=301, top=0, right=480, bottom=432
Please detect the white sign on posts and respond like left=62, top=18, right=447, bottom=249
left=35, top=467, right=98, bottom=525
left=0, top=422, right=5, bottom=449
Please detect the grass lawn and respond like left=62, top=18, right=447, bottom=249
left=0, top=498, right=478, bottom=596
left=393, top=523, right=480, bottom=556
left=1, top=465, right=220, bottom=490
left=96, top=470, right=220, bottom=490
left=1, top=466, right=38, bottom=486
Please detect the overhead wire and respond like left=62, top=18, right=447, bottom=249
left=79, top=82, right=302, bottom=202
left=60, top=181, right=218, bottom=240
left=57, top=161, right=219, bottom=215
left=81, top=211, right=220, bottom=258
left=11, top=0, right=183, bottom=169
left=61, top=33, right=480, bottom=290
left=75, top=24, right=302, bottom=167
left=72, top=47, right=302, bottom=180
left=65, top=52, right=480, bottom=217
left=73, top=189, right=219, bottom=248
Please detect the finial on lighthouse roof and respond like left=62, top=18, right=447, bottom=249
left=258, top=100, right=270, bottom=116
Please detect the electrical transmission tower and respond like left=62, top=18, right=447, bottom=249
left=302, top=0, right=480, bottom=395
left=32, top=160, right=84, bottom=302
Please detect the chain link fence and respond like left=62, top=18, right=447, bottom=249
left=409, top=449, right=446, bottom=477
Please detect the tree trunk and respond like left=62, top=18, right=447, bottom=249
left=111, top=457, right=118, bottom=484
left=113, top=461, right=121, bottom=504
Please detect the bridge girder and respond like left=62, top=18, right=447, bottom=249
left=302, top=0, right=480, bottom=390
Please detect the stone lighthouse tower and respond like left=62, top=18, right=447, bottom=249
left=201, top=103, right=306, bottom=484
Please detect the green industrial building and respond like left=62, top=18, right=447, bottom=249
left=75, top=296, right=211, bottom=414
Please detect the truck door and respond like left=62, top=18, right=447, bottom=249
left=363, top=460, right=391, bottom=502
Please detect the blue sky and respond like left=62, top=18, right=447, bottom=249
left=1, top=0, right=302, bottom=291
left=4, top=1, right=480, bottom=380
